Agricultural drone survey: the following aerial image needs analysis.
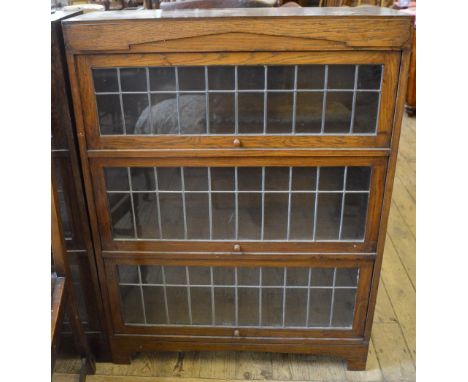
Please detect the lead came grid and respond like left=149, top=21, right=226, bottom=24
left=105, top=166, right=371, bottom=242
left=118, top=265, right=360, bottom=329
left=93, top=65, right=383, bottom=136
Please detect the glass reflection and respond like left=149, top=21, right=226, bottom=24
left=94, top=64, right=382, bottom=136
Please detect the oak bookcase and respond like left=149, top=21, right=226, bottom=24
left=63, top=7, right=412, bottom=370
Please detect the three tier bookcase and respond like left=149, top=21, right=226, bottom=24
left=63, top=7, right=412, bottom=370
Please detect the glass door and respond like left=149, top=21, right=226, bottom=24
left=91, top=157, right=386, bottom=253
left=105, top=258, right=373, bottom=338
left=77, top=52, right=400, bottom=149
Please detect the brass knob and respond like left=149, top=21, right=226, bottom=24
left=233, top=244, right=241, bottom=252
left=234, top=329, right=240, bottom=337
left=233, top=138, right=241, bottom=147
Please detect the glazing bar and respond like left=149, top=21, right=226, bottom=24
left=161, top=266, right=170, bottom=324
left=137, top=265, right=147, bottom=325
left=235, top=267, right=239, bottom=326
left=234, top=66, right=239, bottom=135
left=116, top=68, right=127, bottom=135
left=338, top=167, right=348, bottom=240
left=292, top=65, right=298, bottom=134
left=95, top=88, right=380, bottom=95
left=259, top=267, right=263, bottom=326
left=287, top=167, right=293, bottom=240
left=312, top=167, right=320, bottom=241
left=127, top=168, right=138, bottom=239
left=145, top=67, right=154, bottom=135
left=107, top=189, right=370, bottom=195
left=205, top=66, right=210, bottom=134
left=373, top=64, right=385, bottom=135
left=261, top=167, right=265, bottom=240
left=120, top=283, right=357, bottom=290
left=208, top=167, right=213, bottom=240
left=263, top=66, right=268, bottom=135
left=349, top=65, right=359, bottom=134
left=154, top=167, right=163, bottom=239
left=174, top=67, right=181, bottom=135
left=180, top=167, right=188, bottom=240
left=235, top=167, right=239, bottom=240
left=210, top=266, right=215, bottom=326
left=320, top=65, right=328, bottom=134
left=186, top=266, right=193, bottom=325
left=305, top=267, right=312, bottom=327
left=328, top=268, right=337, bottom=327
left=282, top=267, right=287, bottom=327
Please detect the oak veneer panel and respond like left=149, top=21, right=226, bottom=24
left=63, top=8, right=411, bottom=53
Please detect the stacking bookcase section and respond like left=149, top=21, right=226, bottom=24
left=77, top=53, right=400, bottom=150
left=90, top=157, right=386, bottom=253
left=63, top=7, right=413, bottom=370
left=104, top=257, right=373, bottom=338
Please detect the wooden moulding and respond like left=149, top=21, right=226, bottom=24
left=62, top=8, right=412, bottom=54
left=109, top=333, right=370, bottom=371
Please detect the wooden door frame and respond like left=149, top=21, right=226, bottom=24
left=75, top=51, right=400, bottom=150
left=104, top=254, right=374, bottom=339
left=90, top=155, right=387, bottom=253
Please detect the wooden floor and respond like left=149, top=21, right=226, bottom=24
left=54, top=115, right=416, bottom=382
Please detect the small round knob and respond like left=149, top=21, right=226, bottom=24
left=233, top=329, right=240, bottom=337
left=233, top=138, right=241, bottom=147
left=233, top=244, right=241, bottom=252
